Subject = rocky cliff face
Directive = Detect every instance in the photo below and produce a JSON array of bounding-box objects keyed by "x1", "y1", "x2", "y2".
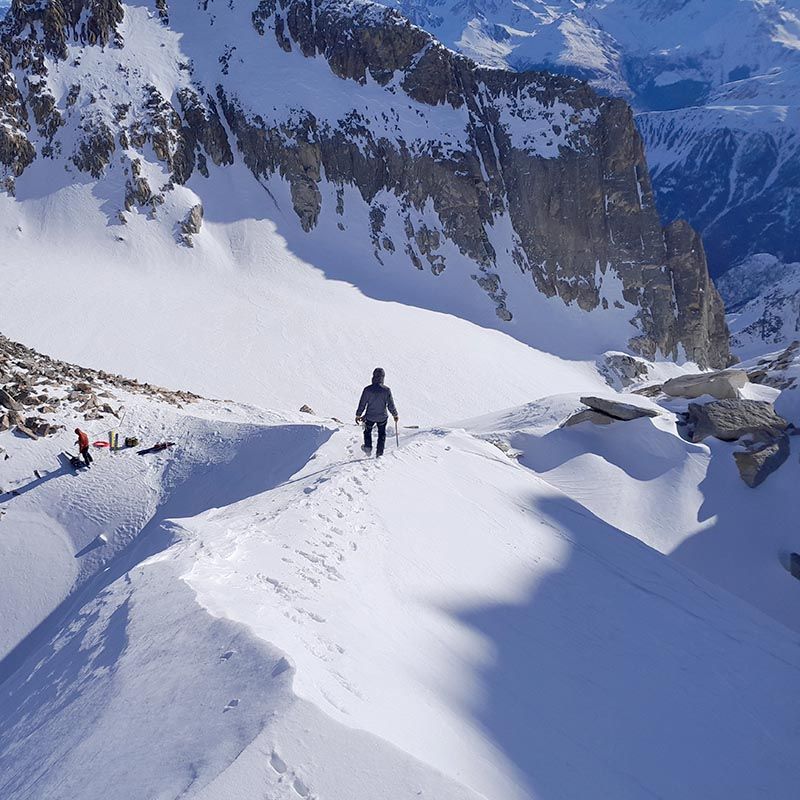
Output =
[
  {"x1": 0, "y1": 0, "x2": 730, "y2": 367},
  {"x1": 390, "y1": 0, "x2": 800, "y2": 279}
]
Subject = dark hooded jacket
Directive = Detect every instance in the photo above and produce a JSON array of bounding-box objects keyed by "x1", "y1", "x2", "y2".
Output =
[{"x1": 357, "y1": 371, "x2": 397, "y2": 423}]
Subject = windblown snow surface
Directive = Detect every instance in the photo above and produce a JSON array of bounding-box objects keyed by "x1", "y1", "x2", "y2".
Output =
[{"x1": 1, "y1": 367, "x2": 800, "y2": 800}]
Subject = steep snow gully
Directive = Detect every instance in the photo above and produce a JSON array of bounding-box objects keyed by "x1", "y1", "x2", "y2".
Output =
[{"x1": 1, "y1": 389, "x2": 799, "y2": 800}]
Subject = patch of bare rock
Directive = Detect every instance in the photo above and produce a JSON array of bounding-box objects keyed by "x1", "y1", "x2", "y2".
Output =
[{"x1": 0, "y1": 333, "x2": 199, "y2": 440}]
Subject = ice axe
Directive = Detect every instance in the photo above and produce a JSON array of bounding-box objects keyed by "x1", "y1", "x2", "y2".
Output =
[{"x1": 395, "y1": 418, "x2": 399, "y2": 448}]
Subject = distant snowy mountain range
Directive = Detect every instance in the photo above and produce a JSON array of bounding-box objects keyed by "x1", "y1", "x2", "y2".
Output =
[
  {"x1": 390, "y1": 0, "x2": 800, "y2": 279},
  {"x1": 721, "y1": 254, "x2": 800, "y2": 357}
]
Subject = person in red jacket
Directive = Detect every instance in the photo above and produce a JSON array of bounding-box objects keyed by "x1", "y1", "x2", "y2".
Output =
[{"x1": 75, "y1": 427, "x2": 93, "y2": 467}]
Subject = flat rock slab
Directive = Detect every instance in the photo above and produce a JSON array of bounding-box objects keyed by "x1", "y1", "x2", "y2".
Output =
[
  {"x1": 561, "y1": 408, "x2": 617, "y2": 428},
  {"x1": 662, "y1": 369, "x2": 749, "y2": 400},
  {"x1": 734, "y1": 435, "x2": 790, "y2": 488},
  {"x1": 687, "y1": 399, "x2": 788, "y2": 443},
  {"x1": 579, "y1": 396, "x2": 660, "y2": 421}
]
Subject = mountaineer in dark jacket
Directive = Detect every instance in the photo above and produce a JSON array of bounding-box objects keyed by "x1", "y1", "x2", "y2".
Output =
[{"x1": 356, "y1": 367, "x2": 398, "y2": 457}]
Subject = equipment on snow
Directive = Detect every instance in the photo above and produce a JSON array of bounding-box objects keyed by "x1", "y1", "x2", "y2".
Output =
[
  {"x1": 109, "y1": 431, "x2": 119, "y2": 450},
  {"x1": 137, "y1": 441, "x2": 176, "y2": 455},
  {"x1": 93, "y1": 441, "x2": 110, "y2": 448},
  {"x1": 124, "y1": 436, "x2": 139, "y2": 448},
  {"x1": 65, "y1": 452, "x2": 86, "y2": 471}
]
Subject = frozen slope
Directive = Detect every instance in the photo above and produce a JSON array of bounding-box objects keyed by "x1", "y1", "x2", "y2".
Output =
[
  {"x1": 0, "y1": 180, "x2": 607, "y2": 425},
  {"x1": 2, "y1": 389, "x2": 799, "y2": 800}
]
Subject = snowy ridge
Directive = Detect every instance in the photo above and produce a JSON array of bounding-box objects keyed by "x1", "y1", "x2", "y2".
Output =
[{"x1": 1, "y1": 347, "x2": 800, "y2": 799}]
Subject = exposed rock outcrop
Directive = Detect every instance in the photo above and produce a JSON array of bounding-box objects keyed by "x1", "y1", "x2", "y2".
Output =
[
  {"x1": 747, "y1": 341, "x2": 800, "y2": 392},
  {"x1": 734, "y1": 435, "x2": 790, "y2": 488},
  {"x1": 597, "y1": 351, "x2": 651, "y2": 389},
  {"x1": 0, "y1": 333, "x2": 200, "y2": 432},
  {"x1": 180, "y1": 203, "x2": 204, "y2": 246}
]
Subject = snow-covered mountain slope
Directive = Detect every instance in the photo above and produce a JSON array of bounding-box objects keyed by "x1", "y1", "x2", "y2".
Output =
[
  {"x1": 712, "y1": 254, "x2": 800, "y2": 357},
  {"x1": 0, "y1": 181, "x2": 614, "y2": 424},
  {"x1": 717, "y1": 253, "x2": 800, "y2": 309},
  {"x1": 637, "y1": 70, "x2": 800, "y2": 275},
  {"x1": 2, "y1": 342, "x2": 799, "y2": 800},
  {"x1": 390, "y1": 0, "x2": 800, "y2": 275},
  {"x1": 711, "y1": 251, "x2": 800, "y2": 356},
  {"x1": 727, "y1": 267, "x2": 800, "y2": 358},
  {"x1": 0, "y1": 0, "x2": 730, "y2": 378}
]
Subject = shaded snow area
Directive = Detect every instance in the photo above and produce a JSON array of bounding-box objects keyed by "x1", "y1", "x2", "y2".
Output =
[{"x1": 2, "y1": 357, "x2": 800, "y2": 800}]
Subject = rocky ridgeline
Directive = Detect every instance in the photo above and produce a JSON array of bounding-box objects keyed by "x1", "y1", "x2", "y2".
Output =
[
  {"x1": 746, "y1": 340, "x2": 799, "y2": 392},
  {"x1": 0, "y1": 334, "x2": 198, "y2": 440},
  {"x1": 0, "y1": 0, "x2": 730, "y2": 367}
]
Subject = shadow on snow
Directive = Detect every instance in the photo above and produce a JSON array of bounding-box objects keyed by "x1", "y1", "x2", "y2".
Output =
[
  {"x1": 0, "y1": 423, "x2": 331, "y2": 691},
  {"x1": 443, "y1": 493, "x2": 800, "y2": 799}
]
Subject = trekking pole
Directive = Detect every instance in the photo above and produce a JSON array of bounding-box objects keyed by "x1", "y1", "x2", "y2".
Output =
[{"x1": 395, "y1": 419, "x2": 399, "y2": 448}]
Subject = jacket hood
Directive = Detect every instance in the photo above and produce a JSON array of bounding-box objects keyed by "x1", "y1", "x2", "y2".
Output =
[{"x1": 371, "y1": 367, "x2": 385, "y2": 386}]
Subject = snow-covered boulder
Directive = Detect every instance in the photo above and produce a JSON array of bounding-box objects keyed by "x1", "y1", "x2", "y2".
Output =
[
  {"x1": 560, "y1": 395, "x2": 659, "y2": 427},
  {"x1": 663, "y1": 369, "x2": 749, "y2": 400},
  {"x1": 687, "y1": 399, "x2": 788, "y2": 443}
]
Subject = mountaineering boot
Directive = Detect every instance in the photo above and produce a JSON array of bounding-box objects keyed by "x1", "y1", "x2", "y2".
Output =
[{"x1": 361, "y1": 444, "x2": 372, "y2": 454}]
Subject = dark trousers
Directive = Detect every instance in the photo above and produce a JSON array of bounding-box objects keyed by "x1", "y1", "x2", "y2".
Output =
[
  {"x1": 364, "y1": 419, "x2": 387, "y2": 456},
  {"x1": 80, "y1": 446, "x2": 93, "y2": 467}
]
